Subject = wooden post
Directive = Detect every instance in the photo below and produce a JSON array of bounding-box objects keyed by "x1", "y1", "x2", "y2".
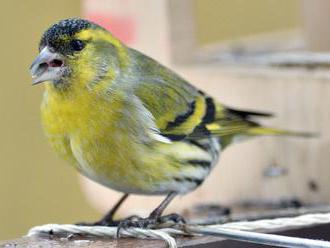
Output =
[{"x1": 303, "y1": 0, "x2": 330, "y2": 51}]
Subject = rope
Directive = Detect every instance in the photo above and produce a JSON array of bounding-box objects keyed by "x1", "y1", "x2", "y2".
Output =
[
  {"x1": 215, "y1": 212, "x2": 330, "y2": 231},
  {"x1": 27, "y1": 212, "x2": 330, "y2": 248}
]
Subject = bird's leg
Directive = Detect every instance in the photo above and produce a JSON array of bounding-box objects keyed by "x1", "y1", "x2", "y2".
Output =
[
  {"x1": 77, "y1": 193, "x2": 129, "y2": 226},
  {"x1": 148, "y1": 192, "x2": 185, "y2": 226},
  {"x1": 148, "y1": 192, "x2": 177, "y2": 219},
  {"x1": 116, "y1": 192, "x2": 185, "y2": 237},
  {"x1": 95, "y1": 193, "x2": 130, "y2": 226}
]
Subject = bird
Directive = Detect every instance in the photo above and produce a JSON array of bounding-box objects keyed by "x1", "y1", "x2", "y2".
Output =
[{"x1": 30, "y1": 18, "x2": 311, "y2": 231}]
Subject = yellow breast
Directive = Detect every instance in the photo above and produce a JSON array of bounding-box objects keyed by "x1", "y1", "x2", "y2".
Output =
[{"x1": 40, "y1": 83, "x2": 171, "y2": 193}]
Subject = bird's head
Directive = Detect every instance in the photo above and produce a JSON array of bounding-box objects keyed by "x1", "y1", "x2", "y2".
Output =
[{"x1": 30, "y1": 18, "x2": 126, "y2": 88}]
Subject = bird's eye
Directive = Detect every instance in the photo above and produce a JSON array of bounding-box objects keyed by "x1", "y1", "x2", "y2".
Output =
[{"x1": 71, "y1": 39, "x2": 85, "y2": 52}]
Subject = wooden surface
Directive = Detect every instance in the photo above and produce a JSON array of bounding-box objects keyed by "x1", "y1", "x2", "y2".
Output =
[
  {"x1": 2, "y1": 223, "x2": 330, "y2": 248},
  {"x1": 1, "y1": 237, "x2": 169, "y2": 248},
  {"x1": 0, "y1": 236, "x2": 225, "y2": 248},
  {"x1": 303, "y1": 0, "x2": 330, "y2": 51}
]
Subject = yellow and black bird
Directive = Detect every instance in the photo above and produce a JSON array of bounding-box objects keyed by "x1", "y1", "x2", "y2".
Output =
[{"x1": 30, "y1": 18, "x2": 308, "y2": 230}]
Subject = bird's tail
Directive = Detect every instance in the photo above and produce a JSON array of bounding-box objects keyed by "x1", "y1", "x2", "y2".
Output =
[
  {"x1": 245, "y1": 126, "x2": 317, "y2": 138},
  {"x1": 220, "y1": 107, "x2": 318, "y2": 138}
]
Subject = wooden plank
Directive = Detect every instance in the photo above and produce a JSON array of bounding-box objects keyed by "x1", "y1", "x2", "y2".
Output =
[
  {"x1": 0, "y1": 236, "x2": 225, "y2": 248},
  {"x1": 2, "y1": 223, "x2": 330, "y2": 247},
  {"x1": 302, "y1": 0, "x2": 330, "y2": 51},
  {"x1": 0, "y1": 237, "x2": 166, "y2": 248},
  {"x1": 168, "y1": 0, "x2": 197, "y2": 64}
]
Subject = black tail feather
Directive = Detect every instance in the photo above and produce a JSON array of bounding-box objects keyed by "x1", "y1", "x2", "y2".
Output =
[{"x1": 226, "y1": 107, "x2": 274, "y2": 119}]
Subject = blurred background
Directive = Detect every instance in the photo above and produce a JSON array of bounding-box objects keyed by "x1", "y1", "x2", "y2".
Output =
[{"x1": 1, "y1": 0, "x2": 330, "y2": 241}]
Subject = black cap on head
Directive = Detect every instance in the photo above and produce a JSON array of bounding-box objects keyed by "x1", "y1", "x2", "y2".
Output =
[{"x1": 39, "y1": 18, "x2": 94, "y2": 52}]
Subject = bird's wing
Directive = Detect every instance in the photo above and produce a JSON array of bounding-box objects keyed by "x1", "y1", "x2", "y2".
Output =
[
  {"x1": 134, "y1": 76, "x2": 271, "y2": 142},
  {"x1": 129, "y1": 49, "x2": 281, "y2": 142},
  {"x1": 133, "y1": 76, "x2": 197, "y2": 140}
]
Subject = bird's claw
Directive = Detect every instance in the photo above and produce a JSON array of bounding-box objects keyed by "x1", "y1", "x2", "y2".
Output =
[
  {"x1": 116, "y1": 215, "x2": 157, "y2": 237},
  {"x1": 156, "y1": 213, "x2": 186, "y2": 228},
  {"x1": 116, "y1": 213, "x2": 186, "y2": 238}
]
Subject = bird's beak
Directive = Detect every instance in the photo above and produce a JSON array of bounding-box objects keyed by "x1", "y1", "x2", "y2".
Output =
[{"x1": 30, "y1": 47, "x2": 65, "y2": 85}]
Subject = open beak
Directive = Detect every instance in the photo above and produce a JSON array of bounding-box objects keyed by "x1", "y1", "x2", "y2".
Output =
[{"x1": 30, "y1": 47, "x2": 65, "y2": 85}]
